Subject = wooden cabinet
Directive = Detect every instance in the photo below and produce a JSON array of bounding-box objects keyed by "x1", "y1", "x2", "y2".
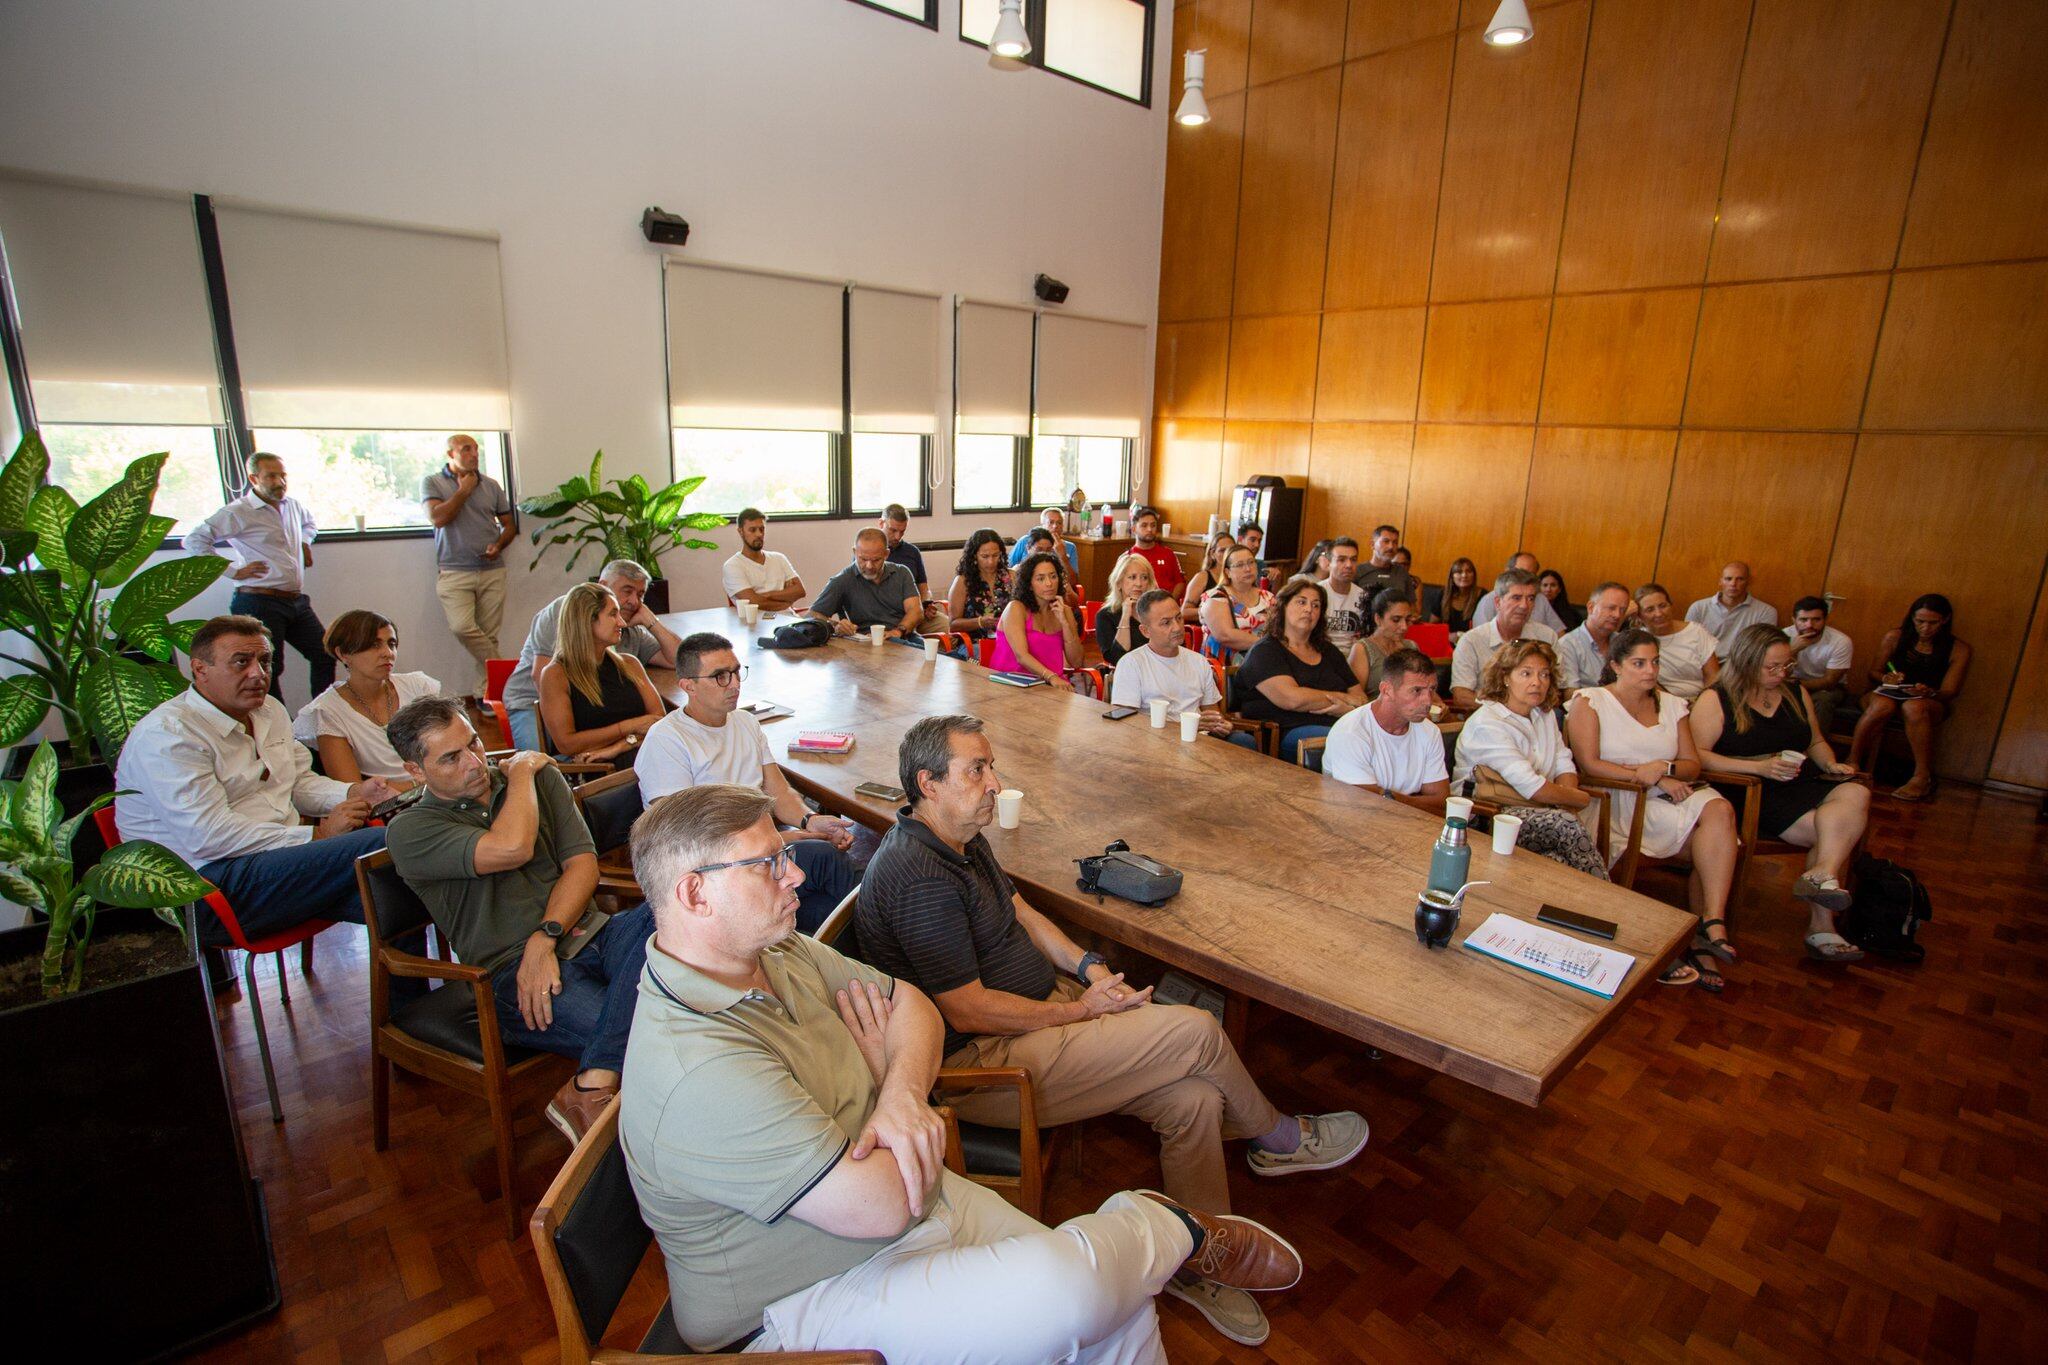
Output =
[{"x1": 1071, "y1": 535, "x2": 1205, "y2": 604}]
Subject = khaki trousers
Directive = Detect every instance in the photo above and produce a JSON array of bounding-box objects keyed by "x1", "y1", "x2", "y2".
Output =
[
  {"x1": 946, "y1": 982, "x2": 1285, "y2": 1213},
  {"x1": 435, "y1": 568, "x2": 507, "y2": 691},
  {"x1": 750, "y1": 1171, "x2": 1183, "y2": 1364}
]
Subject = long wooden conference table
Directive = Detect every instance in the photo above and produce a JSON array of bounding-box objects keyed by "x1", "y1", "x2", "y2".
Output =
[{"x1": 649, "y1": 607, "x2": 1694, "y2": 1106}]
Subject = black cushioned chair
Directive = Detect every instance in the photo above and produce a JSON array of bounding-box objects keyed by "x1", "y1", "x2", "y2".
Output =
[
  {"x1": 355, "y1": 848, "x2": 574, "y2": 1239},
  {"x1": 573, "y1": 769, "x2": 646, "y2": 902}
]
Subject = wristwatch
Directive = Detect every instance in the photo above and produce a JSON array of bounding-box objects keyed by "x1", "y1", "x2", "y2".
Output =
[
  {"x1": 1073, "y1": 951, "x2": 1108, "y2": 985},
  {"x1": 538, "y1": 920, "x2": 566, "y2": 941},
  {"x1": 1665, "y1": 760, "x2": 1677, "y2": 778}
]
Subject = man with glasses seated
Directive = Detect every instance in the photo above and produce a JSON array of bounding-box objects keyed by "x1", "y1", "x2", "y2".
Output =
[
  {"x1": 384, "y1": 696, "x2": 651, "y2": 1142},
  {"x1": 636, "y1": 632, "x2": 856, "y2": 934}
]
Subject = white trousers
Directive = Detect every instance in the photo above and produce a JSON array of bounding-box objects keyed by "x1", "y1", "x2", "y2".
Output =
[{"x1": 749, "y1": 1171, "x2": 1190, "y2": 1365}]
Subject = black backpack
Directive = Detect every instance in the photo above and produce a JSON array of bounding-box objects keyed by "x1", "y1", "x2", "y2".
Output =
[{"x1": 1842, "y1": 855, "x2": 1931, "y2": 963}]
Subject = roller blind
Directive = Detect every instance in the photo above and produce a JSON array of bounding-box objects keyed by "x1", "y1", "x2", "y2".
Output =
[
  {"x1": 0, "y1": 174, "x2": 222, "y2": 425},
  {"x1": 850, "y1": 286, "x2": 938, "y2": 435},
  {"x1": 955, "y1": 301, "x2": 1032, "y2": 437},
  {"x1": 215, "y1": 205, "x2": 511, "y2": 430},
  {"x1": 1034, "y1": 313, "x2": 1149, "y2": 439},
  {"x1": 666, "y1": 262, "x2": 843, "y2": 431}
]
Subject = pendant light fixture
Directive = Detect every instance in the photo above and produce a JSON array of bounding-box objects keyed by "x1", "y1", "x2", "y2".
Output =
[
  {"x1": 1484, "y1": 0, "x2": 1534, "y2": 46},
  {"x1": 991, "y1": 0, "x2": 1031, "y2": 60},
  {"x1": 1175, "y1": 49, "x2": 1211, "y2": 127}
]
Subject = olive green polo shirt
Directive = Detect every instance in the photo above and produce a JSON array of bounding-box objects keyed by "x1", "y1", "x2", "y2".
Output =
[
  {"x1": 384, "y1": 765, "x2": 598, "y2": 974},
  {"x1": 618, "y1": 932, "x2": 900, "y2": 1353}
]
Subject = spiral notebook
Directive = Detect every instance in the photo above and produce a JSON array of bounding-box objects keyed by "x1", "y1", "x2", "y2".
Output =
[{"x1": 1462, "y1": 913, "x2": 1635, "y2": 999}]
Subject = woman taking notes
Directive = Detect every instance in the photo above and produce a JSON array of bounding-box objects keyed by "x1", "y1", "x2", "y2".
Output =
[
  {"x1": 1690, "y1": 624, "x2": 1870, "y2": 964},
  {"x1": 1566, "y1": 628, "x2": 1738, "y2": 992},
  {"x1": 1848, "y1": 592, "x2": 1971, "y2": 802},
  {"x1": 293, "y1": 610, "x2": 440, "y2": 787},
  {"x1": 537, "y1": 581, "x2": 665, "y2": 767},
  {"x1": 991, "y1": 551, "x2": 1083, "y2": 692}
]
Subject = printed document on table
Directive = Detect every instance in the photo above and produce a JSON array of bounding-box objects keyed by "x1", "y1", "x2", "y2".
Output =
[{"x1": 1462, "y1": 913, "x2": 1635, "y2": 998}]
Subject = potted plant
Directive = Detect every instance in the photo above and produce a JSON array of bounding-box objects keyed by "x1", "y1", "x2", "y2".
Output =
[
  {"x1": 517, "y1": 449, "x2": 725, "y2": 613},
  {"x1": 0, "y1": 741, "x2": 281, "y2": 1358}
]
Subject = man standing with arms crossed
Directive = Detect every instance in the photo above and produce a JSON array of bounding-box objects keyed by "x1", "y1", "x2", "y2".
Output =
[
  {"x1": 422, "y1": 433, "x2": 517, "y2": 696},
  {"x1": 184, "y1": 452, "x2": 328, "y2": 700}
]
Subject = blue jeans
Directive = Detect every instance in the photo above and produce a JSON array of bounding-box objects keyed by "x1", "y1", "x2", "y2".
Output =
[
  {"x1": 1219, "y1": 730, "x2": 1258, "y2": 751},
  {"x1": 791, "y1": 838, "x2": 857, "y2": 936},
  {"x1": 505, "y1": 706, "x2": 541, "y2": 753},
  {"x1": 490, "y1": 903, "x2": 653, "y2": 1074},
  {"x1": 197, "y1": 826, "x2": 387, "y2": 945},
  {"x1": 1278, "y1": 725, "x2": 1333, "y2": 763}
]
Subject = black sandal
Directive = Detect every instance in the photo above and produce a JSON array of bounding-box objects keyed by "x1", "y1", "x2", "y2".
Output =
[
  {"x1": 1695, "y1": 917, "x2": 1737, "y2": 962},
  {"x1": 1658, "y1": 959, "x2": 1700, "y2": 986},
  {"x1": 1688, "y1": 948, "x2": 1725, "y2": 994}
]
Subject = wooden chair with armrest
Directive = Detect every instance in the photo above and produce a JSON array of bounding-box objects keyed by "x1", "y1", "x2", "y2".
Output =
[
  {"x1": 572, "y1": 768, "x2": 646, "y2": 902},
  {"x1": 355, "y1": 847, "x2": 575, "y2": 1239},
  {"x1": 1574, "y1": 777, "x2": 1694, "y2": 891},
  {"x1": 1437, "y1": 723, "x2": 1615, "y2": 864},
  {"x1": 530, "y1": 1102, "x2": 891, "y2": 1364},
  {"x1": 1711, "y1": 770, "x2": 1872, "y2": 908}
]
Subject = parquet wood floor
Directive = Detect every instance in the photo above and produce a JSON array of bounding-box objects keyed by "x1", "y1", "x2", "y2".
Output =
[{"x1": 189, "y1": 785, "x2": 2047, "y2": 1364}]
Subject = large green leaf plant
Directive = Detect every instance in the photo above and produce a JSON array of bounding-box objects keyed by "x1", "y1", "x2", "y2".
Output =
[
  {"x1": 0, "y1": 432, "x2": 226, "y2": 764},
  {"x1": 0, "y1": 741, "x2": 212, "y2": 996},
  {"x1": 518, "y1": 450, "x2": 725, "y2": 577}
]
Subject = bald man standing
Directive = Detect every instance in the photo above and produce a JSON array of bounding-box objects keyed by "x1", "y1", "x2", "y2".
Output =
[{"x1": 1685, "y1": 561, "x2": 1778, "y2": 658}]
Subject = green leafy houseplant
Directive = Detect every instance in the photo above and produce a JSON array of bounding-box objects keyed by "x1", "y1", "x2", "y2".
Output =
[
  {"x1": 518, "y1": 449, "x2": 725, "y2": 576},
  {"x1": 0, "y1": 432, "x2": 226, "y2": 763},
  {"x1": 0, "y1": 741, "x2": 211, "y2": 996}
]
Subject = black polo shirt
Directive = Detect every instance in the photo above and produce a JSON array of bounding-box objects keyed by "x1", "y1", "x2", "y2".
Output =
[{"x1": 854, "y1": 809, "x2": 1057, "y2": 1057}]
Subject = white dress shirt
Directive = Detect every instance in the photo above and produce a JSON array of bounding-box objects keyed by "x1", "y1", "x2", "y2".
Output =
[
  {"x1": 1472, "y1": 589, "x2": 1568, "y2": 634},
  {"x1": 1452, "y1": 701, "x2": 1576, "y2": 800},
  {"x1": 115, "y1": 689, "x2": 349, "y2": 867},
  {"x1": 1555, "y1": 625, "x2": 1609, "y2": 691},
  {"x1": 1450, "y1": 618, "x2": 1559, "y2": 695},
  {"x1": 182, "y1": 492, "x2": 318, "y2": 592},
  {"x1": 1685, "y1": 593, "x2": 1778, "y2": 655}
]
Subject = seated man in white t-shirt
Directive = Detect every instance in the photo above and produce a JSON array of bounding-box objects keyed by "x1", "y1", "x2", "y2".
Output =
[
  {"x1": 1322, "y1": 647, "x2": 1449, "y2": 813},
  {"x1": 1109, "y1": 590, "x2": 1258, "y2": 750},
  {"x1": 1450, "y1": 569, "x2": 1557, "y2": 708},
  {"x1": 720, "y1": 508, "x2": 806, "y2": 611},
  {"x1": 635, "y1": 632, "x2": 853, "y2": 932},
  {"x1": 1784, "y1": 594, "x2": 1854, "y2": 733}
]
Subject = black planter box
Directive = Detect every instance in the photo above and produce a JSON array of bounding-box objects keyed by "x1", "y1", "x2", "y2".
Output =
[{"x1": 0, "y1": 908, "x2": 279, "y2": 1360}]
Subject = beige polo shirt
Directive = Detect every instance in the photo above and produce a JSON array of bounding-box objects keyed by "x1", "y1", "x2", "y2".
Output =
[{"x1": 618, "y1": 932, "x2": 900, "y2": 1352}]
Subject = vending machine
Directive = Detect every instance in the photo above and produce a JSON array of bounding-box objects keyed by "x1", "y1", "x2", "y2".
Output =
[{"x1": 1229, "y1": 478, "x2": 1305, "y2": 562}]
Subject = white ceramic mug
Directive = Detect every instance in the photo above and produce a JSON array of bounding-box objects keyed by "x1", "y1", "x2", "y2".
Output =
[
  {"x1": 1148, "y1": 697, "x2": 1169, "y2": 728},
  {"x1": 923, "y1": 636, "x2": 940, "y2": 662},
  {"x1": 1179, "y1": 710, "x2": 1200, "y2": 742},
  {"x1": 869, "y1": 624, "x2": 886, "y2": 646},
  {"x1": 1491, "y1": 813, "x2": 1523, "y2": 855},
  {"x1": 995, "y1": 788, "x2": 1023, "y2": 830}
]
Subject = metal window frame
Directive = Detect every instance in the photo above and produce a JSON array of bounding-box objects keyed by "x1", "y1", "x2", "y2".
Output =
[
  {"x1": 844, "y1": 0, "x2": 939, "y2": 29},
  {"x1": 959, "y1": 0, "x2": 1156, "y2": 109}
]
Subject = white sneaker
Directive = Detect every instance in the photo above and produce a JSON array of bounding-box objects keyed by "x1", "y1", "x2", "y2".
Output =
[
  {"x1": 1165, "y1": 1273, "x2": 1270, "y2": 1346},
  {"x1": 1247, "y1": 1111, "x2": 1370, "y2": 1176}
]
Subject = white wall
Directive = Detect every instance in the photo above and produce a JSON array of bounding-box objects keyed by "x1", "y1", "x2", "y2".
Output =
[{"x1": 0, "y1": 0, "x2": 1169, "y2": 706}]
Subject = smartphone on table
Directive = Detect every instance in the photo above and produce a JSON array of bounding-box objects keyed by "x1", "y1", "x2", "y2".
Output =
[
  {"x1": 1537, "y1": 904, "x2": 1618, "y2": 940},
  {"x1": 1102, "y1": 705, "x2": 1141, "y2": 721},
  {"x1": 854, "y1": 781, "x2": 906, "y2": 802}
]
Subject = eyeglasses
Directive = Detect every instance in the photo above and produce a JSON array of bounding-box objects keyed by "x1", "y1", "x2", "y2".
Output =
[
  {"x1": 685, "y1": 665, "x2": 749, "y2": 686},
  {"x1": 690, "y1": 845, "x2": 795, "y2": 879}
]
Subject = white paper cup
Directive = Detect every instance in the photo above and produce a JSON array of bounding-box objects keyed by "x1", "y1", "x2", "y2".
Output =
[
  {"x1": 1148, "y1": 697, "x2": 1169, "y2": 728},
  {"x1": 869, "y1": 624, "x2": 886, "y2": 646},
  {"x1": 923, "y1": 636, "x2": 939, "y2": 662},
  {"x1": 1777, "y1": 749, "x2": 1804, "y2": 778},
  {"x1": 1161, "y1": 522, "x2": 1173, "y2": 537},
  {"x1": 353, "y1": 513, "x2": 366, "y2": 533},
  {"x1": 1179, "y1": 710, "x2": 1200, "y2": 742},
  {"x1": 996, "y1": 788, "x2": 1023, "y2": 830},
  {"x1": 1491, "y1": 813, "x2": 1523, "y2": 855},
  {"x1": 1445, "y1": 796, "x2": 1474, "y2": 823},
  {"x1": 737, "y1": 602, "x2": 758, "y2": 626}
]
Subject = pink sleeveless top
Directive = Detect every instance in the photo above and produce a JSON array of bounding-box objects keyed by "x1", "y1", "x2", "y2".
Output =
[{"x1": 990, "y1": 613, "x2": 1067, "y2": 677}]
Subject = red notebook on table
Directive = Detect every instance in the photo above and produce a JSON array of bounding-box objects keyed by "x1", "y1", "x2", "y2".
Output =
[{"x1": 789, "y1": 732, "x2": 855, "y2": 755}]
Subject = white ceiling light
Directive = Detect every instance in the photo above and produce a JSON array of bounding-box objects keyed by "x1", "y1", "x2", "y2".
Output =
[
  {"x1": 991, "y1": 0, "x2": 1031, "y2": 60},
  {"x1": 1484, "y1": 0, "x2": 1534, "y2": 46},
  {"x1": 1175, "y1": 49, "x2": 1211, "y2": 127}
]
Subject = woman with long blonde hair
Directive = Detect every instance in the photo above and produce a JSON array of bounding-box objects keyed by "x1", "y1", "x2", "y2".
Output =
[
  {"x1": 1094, "y1": 551, "x2": 1157, "y2": 665},
  {"x1": 537, "y1": 582, "x2": 664, "y2": 766}
]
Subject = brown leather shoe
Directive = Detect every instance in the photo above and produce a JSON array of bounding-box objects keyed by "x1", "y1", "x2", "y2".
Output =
[
  {"x1": 1135, "y1": 1190, "x2": 1302, "y2": 1292},
  {"x1": 545, "y1": 1078, "x2": 616, "y2": 1143}
]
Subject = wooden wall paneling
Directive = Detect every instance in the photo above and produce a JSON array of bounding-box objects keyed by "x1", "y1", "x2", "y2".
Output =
[
  {"x1": 1427, "y1": 0, "x2": 1589, "y2": 302},
  {"x1": 1707, "y1": 0, "x2": 1950, "y2": 283},
  {"x1": 1224, "y1": 313, "x2": 1321, "y2": 422},
  {"x1": 1305, "y1": 422, "x2": 1414, "y2": 554},
  {"x1": 1520, "y1": 426, "x2": 1679, "y2": 594},
  {"x1": 1314, "y1": 307, "x2": 1425, "y2": 423},
  {"x1": 1346, "y1": 0, "x2": 1458, "y2": 59},
  {"x1": 1151, "y1": 417, "x2": 1226, "y2": 532},
  {"x1": 1899, "y1": 0, "x2": 2048, "y2": 268},
  {"x1": 1232, "y1": 67, "x2": 1343, "y2": 317},
  {"x1": 1684, "y1": 274, "x2": 1891, "y2": 430},
  {"x1": 1864, "y1": 261, "x2": 2048, "y2": 432},
  {"x1": 1553, "y1": 0, "x2": 1750, "y2": 293},
  {"x1": 1247, "y1": 0, "x2": 1349, "y2": 87},
  {"x1": 1323, "y1": 38, "x2": 1455, "y2": 310},
  {"x1": 1417, "y1": 297, "x2": 1552, "y2": 424},
  {"x1": 1403, "y1": 423, "x2": 1536, "y2": 579},
  {"x1": 1158, "y1": 92, "x2": 1245, "y2": 323},
  {"x1": 1989, "y1": 576, "x2": 2048, "y2": 788},
  {"x1": 1220, "y1": 420, "x2": 1312, "y2": 495},
  {"x1": 1155, "y1": 320, "x2": 1232, "y2": 419},
  {"x1": 1824, "y1": 433, "x2": 2048, "y2": 781},
  {"x1": 1538, "y1": 288, "x2": 1699, "y2": 427},
  {"x1": 1194, "y1": 0, "x2": 1254, "y2": 98},
  {"x1": 1655, "y1": 430, "x2": 1855, "y2": 615}
]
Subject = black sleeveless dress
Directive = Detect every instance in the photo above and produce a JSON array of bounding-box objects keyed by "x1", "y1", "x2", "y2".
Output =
[
  {"x1": 1887, "y1": 639, "x2": 1951, "y2": 690},
  {"x1": 1705, "y1": 685, "x2": 1831, "y2": 837},
  {"x1": 567, "y1": 654, "x2": 644, "y2": 767}
]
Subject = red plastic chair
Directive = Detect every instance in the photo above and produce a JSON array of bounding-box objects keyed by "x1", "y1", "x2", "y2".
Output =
[
  {"x1": 483, "y1": 658, "x2": 517, "y2": 701},
  {"x1": 975, "y1": 636, "x2": 998, "y2": 667},
  {"x1": 95, "y1": 806, "x2": 331, "y2": 1125},
  {"x1": 1407, "y1": 622, "x2": 1452, "y2": 660},
  {"x1": 1081, "y1": 600, "x2": 1104, "y2": 633}
]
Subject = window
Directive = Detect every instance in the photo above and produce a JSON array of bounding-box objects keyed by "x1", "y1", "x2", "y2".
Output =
[
  {"x1": 40, "y1": 423, "x2": 228, "y2": 535},
  {"x1": 848, "y1": 0, "x2": 937, "y2": 25},
  {"x1": 952, "y1": 434, "x2": 1021, "y2": 511},
  {"x1": 1028, "y1": 434, "x2": 1130, "y2": 507},
  {"x1": 671, "y1": 429, "x2": 833, "y2": 518},
  {"x1": 850, "y1": 433, "x2": 926, "y2": 514},
  {"x1": 961, "y1": 0, "x2": 1153, "y2": 105},
  {"x1": 250, "y1": 428, "x2": 509, "y2": 530}
]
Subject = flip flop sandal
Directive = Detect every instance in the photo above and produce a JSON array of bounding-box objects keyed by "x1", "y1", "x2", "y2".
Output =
[
  {"x1": 1694, "y1": 917, "x2": 1737, "y2": 962},
  {"x1": 1658, "y1": 960, "x2": 1700, "y2": 987},
  {"x1": 1890, "y1": 782, "x2": 1933, "y2": 803},
  {"x1": 1792, "y1": 873, "x2": 1853, "y2": 912},
  {"x1": 1687, "y1": 949, "x2": 1725, "y2": 994},
  {"x1": 1804, "y1": 932, "x2": 1864, "y2": 964}
]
